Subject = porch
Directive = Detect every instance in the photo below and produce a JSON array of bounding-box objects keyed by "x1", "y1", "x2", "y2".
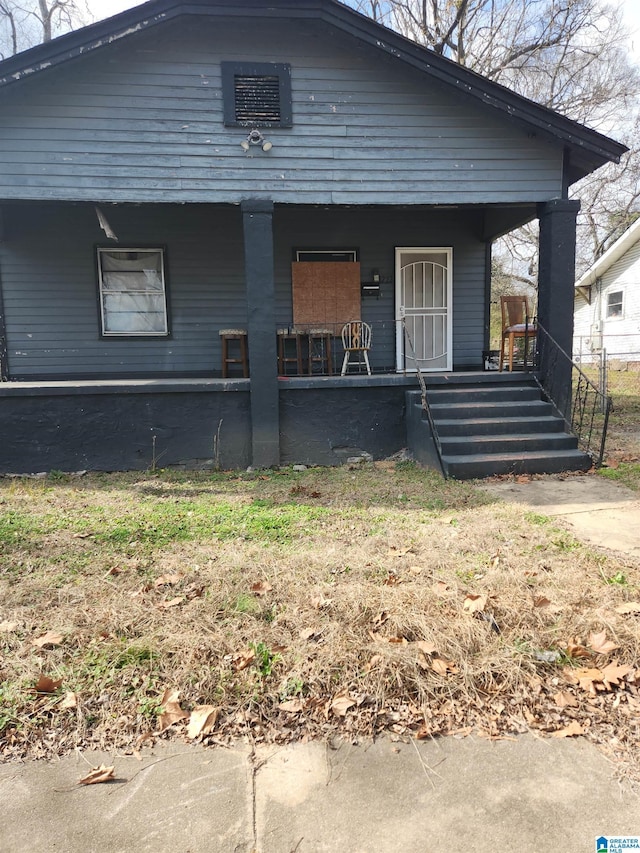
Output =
[{"x1": 0, "y1": 198, "x2": 582, "y2": 475}]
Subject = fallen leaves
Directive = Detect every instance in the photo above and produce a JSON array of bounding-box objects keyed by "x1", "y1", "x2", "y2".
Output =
[
  {"x1": 299, "y1": 627, "x2": 323, "y2": 642},
  {"x1": 250, "y1": 581, "x2": 273, "y2": 596},
  {"x1": 154, "y1": 573, "x2": 183, "y2": 587},
  {"x1": 230, "y1": 648, "x2": 256, "y2": 672},
  {"x1": 551, "y1": 720, "x2": 584, "y2": 738},
  {"x1": 156, "y1": 690, "x2": 220, "y2": 739},
  {"x1": 157, "y1": 596, "x2": 186, "y2": 611},
  {"x1": 0, "y1": 620, "x2": 18, "y2": 633},
  {"x1": 59, "y1": 691, "x2": 78, "y2": 710},
  {"x1": 32, "y1": 631, "x2": 64, "y2": 648},
  {"x1": 278, "y1": 698, "x2": 305, "y2": 714},
  {"x1": 463, "y1": 593, "x2": 487, "y2": 614},
  {"x1": 187, "y1": 706, "x2": 218, "y2": 739},
  {"x1": 601, "y1": 661, "x2": 635, "y2": 690},
  {"x1": 430, "y1": 657, "x2": 459, "y2": 676},
  {"x1": 588, "y1": 630, "x2": 619, "y2": 655},
  {"x1": 553, "y1": 690, "x2": 578, "y2": 708},
  {"x1": 157, "y1": 688, "x2": 188, "y2": 731},
  {"x1": 34, "y1": 674, "x2": 63, "y2": 694},
  {"x1": 79, "y1": 764, "x2": 115, "y2": 785},
  {"x1": 614, "y1": 601, "x2": 640, "y2": 615},
  {"x1": 415, "y1": 640, "x2": 438, "y2": 656},
  {"x1": 330, "y1": 693, "x2": 356, "y2": 717},
  {"x1": 563, "y1": 661, "x2": 636, "y2": 695},
  {"x1": 387, "y1": 546, "x2": 413, "y2": 558}
]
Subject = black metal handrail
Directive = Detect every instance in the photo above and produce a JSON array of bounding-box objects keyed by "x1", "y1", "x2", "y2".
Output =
[
  {"x1": 402, "y1": 320, "x2": 447, "y2": 478},
  {"x1": 534, "y1": 323, "x2": 612, "y2": 466}
]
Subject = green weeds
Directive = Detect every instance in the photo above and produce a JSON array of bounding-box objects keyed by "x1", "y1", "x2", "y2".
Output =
[
  {"x1": 250, "y1": 642, "x2": 281, "y2": 678},
  {"x1": 599, "y1": 462, "x2": 640, "y2": 493}
]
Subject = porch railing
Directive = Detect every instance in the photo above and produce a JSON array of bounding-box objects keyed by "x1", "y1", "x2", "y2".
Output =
[
  {"x1": 534, "y1": 323, "x2": 612, "y2": 467},
  {"x1": 402, "y1": 319, "x2": 447, "y2": 478}
]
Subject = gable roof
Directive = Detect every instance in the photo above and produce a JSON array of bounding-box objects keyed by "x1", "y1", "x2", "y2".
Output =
[
  {"x1": 576, "y1": 218, "x2": 640, "y2": 290},
  {"x1": 0, "y1": 0, "x2": 627, "y2": 184}
]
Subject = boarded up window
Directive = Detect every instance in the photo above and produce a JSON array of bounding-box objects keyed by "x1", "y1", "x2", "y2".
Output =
[
  {"x1": 222, "y1": 62, "x2": 292, "y2": 128},
  {"x1": 291, "y1": 262, "x2": 361, "y2": 329}
]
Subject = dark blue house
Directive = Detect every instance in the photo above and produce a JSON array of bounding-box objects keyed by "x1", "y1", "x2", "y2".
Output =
[{"x1": 0, "y1": 0, "x2": 626, "y2": 475}]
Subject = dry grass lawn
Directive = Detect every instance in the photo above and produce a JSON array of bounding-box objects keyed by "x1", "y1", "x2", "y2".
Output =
[{"x1": 0, "y1": 463, "x2": 639, "y2": 780}]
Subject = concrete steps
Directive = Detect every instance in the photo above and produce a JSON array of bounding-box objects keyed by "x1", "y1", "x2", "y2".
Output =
[{"x1": 406, "y1": 374, "x2": 593, "y2": 480}]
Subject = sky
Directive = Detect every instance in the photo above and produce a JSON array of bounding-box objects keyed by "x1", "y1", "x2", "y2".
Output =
[
  {"x1": 624, "y1": 0, "x2": 640, "y2": 61},
  {"x1": 88, "y1": 0, "x2": 640, "y2": 63}
]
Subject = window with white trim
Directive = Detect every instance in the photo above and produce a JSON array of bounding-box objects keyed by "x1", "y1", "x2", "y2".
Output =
[
  {"x1": 97, "y1": 248, "x2": 168, "y2": 336},
  {"x1": 606, "y1": 289, "x2": 623, "y2": 319}
]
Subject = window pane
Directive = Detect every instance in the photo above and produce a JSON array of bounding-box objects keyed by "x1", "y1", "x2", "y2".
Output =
[
  {"x1": 98, "y1": 248, "x2": 168, "y2": 335},
  {"x1": 103, "y1": 293, "x2": 167, "y2": 333},
  {"x1": 606, "y1": 291, "x2": 623, "y2": 318},
  {"x1": 102, "y1": 270, "x2": 164, "y2": 292},
  {"x1": 101, "y1": 251, "x2": 161, "y2": 272}
]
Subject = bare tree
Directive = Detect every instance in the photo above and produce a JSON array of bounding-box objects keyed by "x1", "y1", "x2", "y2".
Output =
[
  {"x1": 0, "y1": 0, "x2": 90, "y2": 58},
  {"x1": 352, "y1": 0, "x2": 640, "y2": 272}
]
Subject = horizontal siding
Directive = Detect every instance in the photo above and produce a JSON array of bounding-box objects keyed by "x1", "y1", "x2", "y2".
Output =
[
  {"x1": 2, "y1": 203, "x2": 247, "y2": 377},
  {"x1": 274, "y1": 207, "x2": 485, "y2": 371},
  {"x1": 574, "y1": 240, "x2": 640, "y2": 355},
  {"x1": 0, "y1": 16, "x2": 563, "y2": 205},
  {"x1": 2, "y1": 202, "x2": 486, "y2": 378},
  {"x1": 600, "y1": 241, "x2": 640, "y2": 337}
]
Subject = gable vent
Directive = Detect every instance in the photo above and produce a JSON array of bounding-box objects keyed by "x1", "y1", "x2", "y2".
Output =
[
  {"x1": 222, "y1": 62, "x2": 292, "y2": 128},
  {"x1": 234, "y1": 74, "x2": 281, "y2": 124}
]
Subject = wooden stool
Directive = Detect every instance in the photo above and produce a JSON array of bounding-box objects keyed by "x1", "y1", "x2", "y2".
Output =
[
  {"x1": 277, "y1": 329, "x2": 304, "y2": 375},
  {"x1": 219, "y1": 329, "x2": 248, "y2": 378},
  {"x1": 307, "y1": 329, "x2": 333, "y2": 375}
]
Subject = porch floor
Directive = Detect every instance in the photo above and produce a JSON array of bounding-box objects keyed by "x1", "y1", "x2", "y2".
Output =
[{"x1": 0, "y1": 370, "x2": 534, "y2": 396}]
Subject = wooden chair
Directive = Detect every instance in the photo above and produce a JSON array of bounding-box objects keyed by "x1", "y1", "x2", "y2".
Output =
[
  {"x1": 499, "y1": 296, "x2": 537, "y2": 372},
  {"x1": 307, "y1": 328, "x2": 333, "y2": 375},
  {"x1": 219, "y1": 329, "x2": 249, "y2": 377},
  {"x1": 340, "y1": 321, "x2": 372, "y2": 375},
  {"x1": 277, "y1": 328, "x2": 304, "y2": 375}
]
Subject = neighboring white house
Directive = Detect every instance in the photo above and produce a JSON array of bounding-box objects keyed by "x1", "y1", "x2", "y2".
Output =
[{"x1": 574, "y1": 219, "x2": 640, "y2": 364}]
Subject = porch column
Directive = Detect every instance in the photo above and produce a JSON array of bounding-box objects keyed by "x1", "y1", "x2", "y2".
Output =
[
  {"x1": 241, "y1": 199, "x2": 279, "y2": 468},
  {"x1": 537, "y1": 199, "x2": 580, "y2": 412},
  {"x1": 0, "y1": 207, "x2": 8, "y2": 380}
]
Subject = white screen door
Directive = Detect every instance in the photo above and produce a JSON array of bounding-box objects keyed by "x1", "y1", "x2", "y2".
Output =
[{"x1": 395, "y1": 247, "x2": 453, "y2": 372}]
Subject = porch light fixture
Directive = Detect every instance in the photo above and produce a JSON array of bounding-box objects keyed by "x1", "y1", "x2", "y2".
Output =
[{"x1": 240, "y1": 129, "x2": 273, "y2": 152}]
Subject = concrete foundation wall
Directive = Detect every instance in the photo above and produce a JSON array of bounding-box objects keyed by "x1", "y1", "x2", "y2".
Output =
[
  {"x1": 0, "y1": 378, "x2": 417, "y2": 473},
  {"x1": 0, "y1": 382, "x2": 252, "y2": 473},
  {"x1": 279, "y1": 384, "x2": 410, "y2": 466}
]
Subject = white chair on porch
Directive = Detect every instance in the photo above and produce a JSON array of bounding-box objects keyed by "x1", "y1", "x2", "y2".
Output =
[{"x1": 340, "y1": 321, "x2": 372, "y2": 375}]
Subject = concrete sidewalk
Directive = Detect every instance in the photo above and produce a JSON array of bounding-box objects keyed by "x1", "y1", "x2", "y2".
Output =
[
  {"x1": 1, "y1": 734, "x2": 638, "y2": 853},
  {"x1": 483, "y1": 473, "x2": 640, "y2": 557}
]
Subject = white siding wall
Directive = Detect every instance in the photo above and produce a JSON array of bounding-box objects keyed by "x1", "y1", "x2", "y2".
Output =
[{"x1": 574, "y1": 239, "x2": 640, "y2": 361}]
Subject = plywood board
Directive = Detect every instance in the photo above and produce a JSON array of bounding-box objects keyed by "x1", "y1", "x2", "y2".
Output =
[{"x1": 292, "y1": 262, "x2": 361, "y2": 329}]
